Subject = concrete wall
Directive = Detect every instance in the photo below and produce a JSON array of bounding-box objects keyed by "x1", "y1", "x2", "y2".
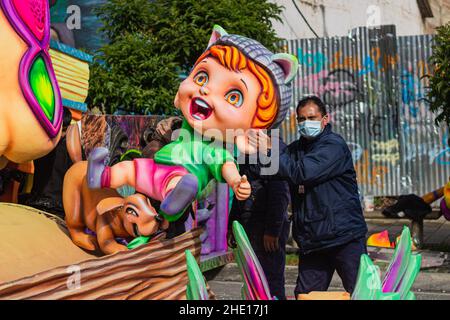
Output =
[
  {"x1": 272, "y1": 0, "x2": 450, "y2": 40},
  {"x1": 425, "y1": 0, "x2": 450, "y2": 33}
]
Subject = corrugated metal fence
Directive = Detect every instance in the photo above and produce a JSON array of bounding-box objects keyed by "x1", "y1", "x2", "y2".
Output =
[{"x1": 279, "y1": 26, "x2": 449, "y2": 197}]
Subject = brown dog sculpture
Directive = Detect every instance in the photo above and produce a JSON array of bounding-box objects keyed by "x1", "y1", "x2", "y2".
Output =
[{"x1": 63, "y1": 161, "x2": 169, "y2": 255}]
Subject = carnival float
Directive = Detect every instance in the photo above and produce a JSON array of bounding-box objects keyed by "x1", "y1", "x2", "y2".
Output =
[{"x1": 0, "y1": 0, "x2": 423, "y2": 301}]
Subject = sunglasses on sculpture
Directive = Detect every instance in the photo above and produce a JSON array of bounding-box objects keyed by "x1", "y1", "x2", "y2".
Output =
[{"x1": 1, "y1": 0, "x2": 62, "y2": 138}]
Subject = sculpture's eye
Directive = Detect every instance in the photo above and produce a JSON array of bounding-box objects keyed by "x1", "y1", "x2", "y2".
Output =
[
  {"x1": 126, "y1": 208, "x2": 139, "y2": 217},
  {"x1": 2, "y1": 0, "x2": 63, "y2": 138},
  {"x1": 225, "y1": 89, "x2": 244, "y2": 107},
  {"x1": 29, "y1": 56, "x2": 55, "y2": 122},
  {"x1": 11, "y1": 0, "x2": 47, "y2": 42},
  {"x1": 193, "y1": 71, "x2": 208, "y2": 86}
]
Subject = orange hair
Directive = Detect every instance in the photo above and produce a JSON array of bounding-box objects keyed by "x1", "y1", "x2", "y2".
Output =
[{"x1": 195, "y1": 45, "x2": 278, "y2": 129}]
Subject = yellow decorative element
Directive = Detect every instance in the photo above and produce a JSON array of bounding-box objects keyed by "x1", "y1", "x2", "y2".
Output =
[
  {"x1": 367, "y1": 230, "x2": 394, "y2": 248},
  {"x1": 49, "y1": 48, "x2": 90, "y2": 103},
  {"x1": 444, "y1": 180, "x2": 450, "y2": 208},
  {"x1": 298, "y1": 292, "x2": 350, "y2": 300}
]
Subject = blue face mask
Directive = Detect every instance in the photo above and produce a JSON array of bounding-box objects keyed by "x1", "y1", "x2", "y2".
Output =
[{"x1": 298, "y1": 120, "x2": 323, "y2": 139}]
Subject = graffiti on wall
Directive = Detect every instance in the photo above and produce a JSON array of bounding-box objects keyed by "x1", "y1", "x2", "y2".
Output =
[{"x1": 281, "y1": 28, "x2": 448, "y2": 196}]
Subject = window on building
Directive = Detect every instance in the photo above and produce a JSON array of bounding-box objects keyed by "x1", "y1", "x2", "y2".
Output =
[{"x1": 417, "y1": 0, "x2": 434, "y2": 18}]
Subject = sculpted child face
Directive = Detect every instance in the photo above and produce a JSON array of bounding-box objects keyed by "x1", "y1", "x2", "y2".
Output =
[
  {"x1": 174, "y1": 56, "x2": 260, "y2": 142},
  {"x1": 0, "y1": 2, "x2": 61, "y2": 168}
]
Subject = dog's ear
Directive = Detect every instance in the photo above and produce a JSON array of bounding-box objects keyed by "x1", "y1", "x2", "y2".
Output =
[{"x1": 97, "y1": 197, "x2": 125, "y2": 215}]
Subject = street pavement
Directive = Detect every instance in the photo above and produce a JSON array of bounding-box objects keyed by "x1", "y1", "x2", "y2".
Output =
[
  {"x1": 365, "y1": 216, "x2": 450, "y2": 249},
  {"x1": 205, "y1": 214, "x2": 450, "y2": 300},
  {"x1": 208, "y1": 280, "x2": 450, "y2": 300},
  {"x1": 206, "y1": 264, "x2": 450, "y2": 300}
]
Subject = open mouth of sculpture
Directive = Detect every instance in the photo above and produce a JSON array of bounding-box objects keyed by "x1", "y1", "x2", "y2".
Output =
[
  {"x1": 150, "y1": 229, "x2": 167, "y2": 241},
  {"x1": 132, "y1": 223, "x2": 166, "y2": 241},
  {"x1": 190, "y1": 97, "x2": 213, "y2": 121},
  {"x1": 133, "y1": 224, "x2": 141, "y2": 237}
]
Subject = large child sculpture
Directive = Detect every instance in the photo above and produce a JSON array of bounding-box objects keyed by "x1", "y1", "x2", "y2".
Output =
[
  {"x1": 0, "y1": 0, "x2": 63, "y2": 170},
  {"x1": 87, "y1": 25, "x2": 298, "y2": 222}
]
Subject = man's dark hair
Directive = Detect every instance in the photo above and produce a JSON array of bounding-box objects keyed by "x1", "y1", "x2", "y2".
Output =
[
  {"x1": 296, "y1": 96, "x2": 327, "y2": 116},
  {"x1": 62, "y1": 107, "x2": 73, "y2": 129}
]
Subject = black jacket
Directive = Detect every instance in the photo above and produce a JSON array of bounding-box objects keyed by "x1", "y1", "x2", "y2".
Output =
[
  {"x1": 20, "y1": 136, "x2": 73, "y2": 218},
  {"x1": 230, "y1": 157, "x2": 290, "y2": 245},
  {"x1": 266, "y1": 124, "x2": 367, "y2": 254}
]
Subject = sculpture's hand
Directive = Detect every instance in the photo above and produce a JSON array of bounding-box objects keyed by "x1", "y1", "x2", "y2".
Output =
[{"x1": 233, "y1": 175, "x2": 251, "y2": 200}]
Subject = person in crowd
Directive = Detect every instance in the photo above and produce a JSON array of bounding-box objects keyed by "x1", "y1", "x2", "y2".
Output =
[
  {"x1": 229, "y1": 139, "x2": 291, "y2": 300},
  {"x1": 21, "y1": 108, "x2": 74, "y2": 218},
  {"x1": 250, "y1": 96, "x2": 368, "y2": 297}
]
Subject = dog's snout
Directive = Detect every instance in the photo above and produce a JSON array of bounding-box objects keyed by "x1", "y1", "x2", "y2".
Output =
[{"x1": 155, "y1": 214, "x2": 163, "y2": 223}]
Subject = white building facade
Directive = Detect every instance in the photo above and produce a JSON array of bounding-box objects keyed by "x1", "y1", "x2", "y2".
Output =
[{"x1": 271, "y1": 0, "x2": 450, "y2": 39}]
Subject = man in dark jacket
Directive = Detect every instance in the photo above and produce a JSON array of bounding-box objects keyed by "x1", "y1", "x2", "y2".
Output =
[
  {"x1": 20, "y1": 108, "x2": 74, "y2": 218},
  {"x1": 251, "y1": 96, "x2": 367, "y2": 296},
  {"x1": 229, "y1": 147, "x2": 291, "y2": 300}
]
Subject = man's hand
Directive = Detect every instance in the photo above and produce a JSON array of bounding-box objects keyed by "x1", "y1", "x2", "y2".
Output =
[
  {"x1": 227, "y1": 231, "x2": 237, "y2": 249},
  {"x1": 263, "y1": 234, "x2": 280, "y2": 253},
  {"x1": 235, "y1": 135, "x2": 257, "y2": 154},
  {"x1": 248, "y1": 129, "x2": 272, "y2": 155},
  {"x1": 233, "y1": 175, "x2": 251, "y2": 200}
]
